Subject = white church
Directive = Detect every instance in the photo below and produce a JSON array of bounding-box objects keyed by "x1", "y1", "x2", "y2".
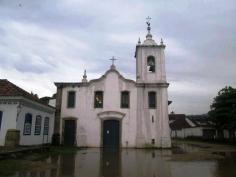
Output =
[{"x1": 54, "y1": 20, "x2": 171, "y2": 148}]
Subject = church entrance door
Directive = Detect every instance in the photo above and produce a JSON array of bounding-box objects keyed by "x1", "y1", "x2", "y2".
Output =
[
  {"x1": 103, "y1": 120, "x2": 120, "y2": 148},
  {"x1": 64, "y1": 120, "x2": 76, "y2": 146}
]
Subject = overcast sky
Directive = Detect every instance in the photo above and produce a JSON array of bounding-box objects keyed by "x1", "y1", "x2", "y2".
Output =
[{"x1": 0, "y1": 0, "x2": 235, "y2": 114}]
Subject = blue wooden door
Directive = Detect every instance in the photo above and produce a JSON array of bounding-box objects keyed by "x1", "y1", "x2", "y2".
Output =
[
  {"x1": 103, "y1": 120, "x2": 120, "y2": 148},
  {"x1": 64, "y1": 120, "x2": 76, "y2": 146}
]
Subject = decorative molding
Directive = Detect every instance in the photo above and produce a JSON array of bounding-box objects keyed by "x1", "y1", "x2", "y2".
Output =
[
  {"x1": 0, "y1": 96, "x2": 55, "y2": 114},
  {"x1": 136, "y1": 82, "x2": 169, "y2": 87},
  {"x1": 54, "y1": 68, "x2": 136, "y2": 88},
  {"x1": 0, "y1": 101, "x2": 18, "y2": 105},
  {"x1": 62, "y1": 116, "x2": 78, "y2": 120},
  {"x1": 97, "y1": 111, "x2": 125, "y2": 120}
]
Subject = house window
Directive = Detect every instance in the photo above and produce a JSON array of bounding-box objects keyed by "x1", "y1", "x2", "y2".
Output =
[
  {"x1": 43, "y1": 117, "x2": 49, "y2": 135},
  {"x1": 67, "y1": 91, "x2": 76, "y2": 108},
  {"x1": 147, "y1": 56, "x2": 155, "y2": 72},
  {"x1": 34, "y1": 115, "x2": 42, "y2": 135},
  {"x1": 148, "y1": 91, "x2": 156, "y2": 108},
  {"x1": 121, "y1": 91, "x2": 130, "y2": 108},
  {"x1": 0, "y1": 111, "x2": 2, "y2": 131},
  {"x1": 94, "y1": 91, "x2": 103, "y2": 108},
  {"x1": 24, "y1": 113, "x2": 32, "y2": 135}
]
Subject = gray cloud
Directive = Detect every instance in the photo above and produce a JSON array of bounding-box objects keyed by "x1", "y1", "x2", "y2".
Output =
[{"x1": 0, "y1": 0, "x2": 235, "y2": 114}]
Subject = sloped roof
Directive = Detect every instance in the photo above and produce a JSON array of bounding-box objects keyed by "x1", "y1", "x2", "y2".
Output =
[
  {"x1": 169, "y1": 114, "x2": 186, "y2": 120},
  {"x1": 187, "y1": 116, "x2": 213, "y2": 127},
  {"x1": 169, "y1": 114, "x2": 192, "y2": 130},
  {"x1": 0, "y1": 79, "x2": 53, "y2": 108},
  {"x1": 169, "y1": 118, "x2": 192, "y2": 130}
]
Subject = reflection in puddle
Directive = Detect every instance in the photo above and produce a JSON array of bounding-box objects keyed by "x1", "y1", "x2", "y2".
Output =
[
  {"x1": 61, "y1": 154, "x2": 75, "y2": 176},
  {"x1": 6, "y1": 144, "x2": 236, "y2": 177},
  {"x1": 101, "y1": 149, "x2": 120, "y2": 177}
]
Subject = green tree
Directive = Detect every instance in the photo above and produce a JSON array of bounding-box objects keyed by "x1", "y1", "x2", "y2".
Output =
[{"x1": 208, "y1": 86, "x2": 236, "y2": 138}]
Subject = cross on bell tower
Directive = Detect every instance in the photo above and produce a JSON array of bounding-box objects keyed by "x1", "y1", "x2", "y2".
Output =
[
  {"x1": 146, "y1": 16, "x2": 153, "y2": 39},
  {"x1": 146, "y1": 16, "x2": 151, "y2": 33}
]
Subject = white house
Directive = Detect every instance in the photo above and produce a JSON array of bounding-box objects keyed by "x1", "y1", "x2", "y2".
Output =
[
  {"x1": 169, "y1": 114, "x2": 216, "y2": 139},
  {"x1": 0, "y1": 79, "x2": 55, "y2": 146},
  {"x1": 54, "y1": 21, "x2": 171, "y2": 148}
]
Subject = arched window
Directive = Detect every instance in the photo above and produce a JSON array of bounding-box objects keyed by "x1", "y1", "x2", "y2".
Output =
[
  {"x1": 147, "y1": 56, "x2": 155, "y2": 72},
  {"x1": 34, "y1": 115, "x2": 42, "y2": 135},
  {"x1": 43, "y1": 117, "x2": 50, "y2": 135},
  {"x1": 24, "y1": 113, "x2": 32, "y2": 135}
]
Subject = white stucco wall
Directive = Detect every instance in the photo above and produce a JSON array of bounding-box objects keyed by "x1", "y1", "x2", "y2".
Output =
[
  {"x1": 171, "y1": 127, "x2": 203, "y2": 138},
  {"x1": 185, "y1": 127, "x2": 203, "y2": 137},
  {"x1": 59, "y1": 68, "x2": 171, "y2": 148},
  {"x1": 17, "y1": 103, "x2": 54, "y2": 145},
  {"x1": 136, "y1": 46, "x2": 166, "y2": 83},
  {"x1": 60, "y1": 70, "x2": 137, "y2": 147},
  {"x1": 136, "y1": 86, "x2": 170, "y2": 147},
  {"x1": 0, "y1": 103, "x2": 18, "y2": 146}
]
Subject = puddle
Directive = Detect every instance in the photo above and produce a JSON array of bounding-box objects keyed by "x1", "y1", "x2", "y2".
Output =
[{"x1": 1, "y1": 142, "x2": 236, "y2": 177}]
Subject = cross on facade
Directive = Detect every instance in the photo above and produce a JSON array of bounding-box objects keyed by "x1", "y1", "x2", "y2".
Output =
[{"x1": 110, "y1": 56, "x2": 117, "y2": 66}]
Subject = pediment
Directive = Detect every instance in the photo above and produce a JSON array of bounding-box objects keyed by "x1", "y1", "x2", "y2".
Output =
[{"x1": 89, "y1": 68, "x2": 135, "y2": 85}]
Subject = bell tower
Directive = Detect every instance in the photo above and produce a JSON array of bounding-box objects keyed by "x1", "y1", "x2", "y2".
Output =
[
  {"x1": 135, "y1": 17, "x2": 166, "y2": 83},
  {"x1": 135, "y1": 17, "x2": 171, "y2": 148}
]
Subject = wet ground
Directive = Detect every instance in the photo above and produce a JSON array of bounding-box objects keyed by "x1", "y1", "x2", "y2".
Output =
[{"x1": 1, "y1": 140, "x2": 236, "y2": 177}]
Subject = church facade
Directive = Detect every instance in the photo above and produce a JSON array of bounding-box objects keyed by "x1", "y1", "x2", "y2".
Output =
[{"x1": 54, "y1": 23, "x2": 171, "y2": 148}]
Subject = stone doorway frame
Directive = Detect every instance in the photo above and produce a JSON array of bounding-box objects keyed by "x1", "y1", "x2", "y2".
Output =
[{"x1": 98, "y1": 111, "x2": 125, "y2": 148}]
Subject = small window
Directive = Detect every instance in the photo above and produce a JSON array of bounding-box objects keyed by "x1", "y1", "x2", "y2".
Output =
[
  {"x1": 94, "y1": 91, "x2": 103, "y2": 108},
  {"x1": 147, "y1": 56, "x2": 155, "y2": 72},
  {"x1": 148, "y1": 91, "x2": 156, "y2": 108},
  {"x1": 121, "y1": 91, "x2": 130, "y2": 108},
  {"x1": 43, "y1": 117, "x2": 49, "y2": 135},
  {"x1": 0, "y1": 111, "x2": 2, "y2": 131},
  {"x1": 67, "y1": 91, "x2": 76, "y2": 108},
  {"x1": 24, "y1": 113, "x2": 32, "y2": 135},
  {"x1": 34, "y1": 115, "x2": 42, "y2": 135}
]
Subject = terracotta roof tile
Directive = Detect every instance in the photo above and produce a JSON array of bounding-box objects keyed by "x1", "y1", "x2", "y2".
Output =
[
  {"x1": 169, "y1": 114, "x2": 192, "y2": 130},
  {"x1": 0, "y1": 79, "x2": 53, "y2": 108}
]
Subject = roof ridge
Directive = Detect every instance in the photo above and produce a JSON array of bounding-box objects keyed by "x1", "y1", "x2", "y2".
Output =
[
  {"x1": 3, "y1": 79, "x2": 34, "y2": 97},
  {"x1": 0, "y1": 79, "x2": 54, "y2": 109}
]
